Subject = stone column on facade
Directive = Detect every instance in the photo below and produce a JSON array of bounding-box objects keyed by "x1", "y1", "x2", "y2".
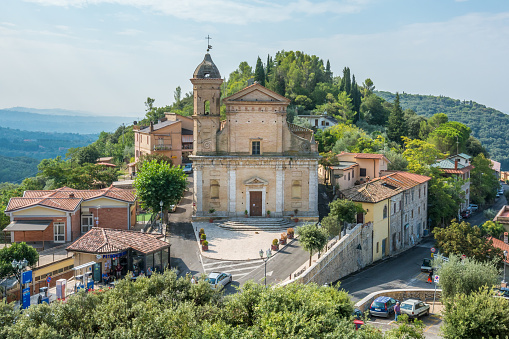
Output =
[
  {"x1": 308, "y1": 161, "x2": 319, "y2": 216},
  {"x1": 66, "y1": 213, "x2": 72, "y2": 242},
  {"x1": 275, "y1": 164, "x2": 284, "y2": 217},
  {"x1": 228, "y1": 165, "x2": 236, "y2": 217},
  {"x1": 194, "y1": 165, "x2": 203, "y2": 216}
]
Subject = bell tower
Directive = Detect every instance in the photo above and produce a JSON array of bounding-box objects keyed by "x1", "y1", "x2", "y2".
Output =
[{"x1": 191, "y1": 53, "x2": 223, "y2": 155}]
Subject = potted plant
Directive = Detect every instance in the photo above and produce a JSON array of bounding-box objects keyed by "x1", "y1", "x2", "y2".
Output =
[
  {"x1": 202, "y1": 240, "x2": 209, "y2": 251},
  {"x1": 199, "y1": 228, "x2": 205, "y2": 237},
  {"x1": 244, "y1": 209, "x2": 248, "y2": 217},
  {"x1": 200, "y1": 233, "x2": 206, "y2": 244},
  {"x1": 267, "y1": 210, "x2": 271, "y2": 217},
  {"x1": 209, "y1": 208, "x2": 215, "y2": 223},
  {"x1": 279, "y1": 233, "x2": 287, "y2": 245},
  {"x1": 287, "y1": 228, "x2": 294, "y2": 239},
  {"x1": 271, "y1": 238, "x2": 279, "y2": 251}
]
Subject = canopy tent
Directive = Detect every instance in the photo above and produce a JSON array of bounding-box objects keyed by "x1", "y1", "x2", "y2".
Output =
[{"x1": 4, "y1": 220, "x2": 51, "y2": 232}]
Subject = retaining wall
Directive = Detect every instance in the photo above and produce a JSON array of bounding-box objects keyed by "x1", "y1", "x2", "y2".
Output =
[{"x1": 355, "y1": 288, "x2": 442, "y2": 312}]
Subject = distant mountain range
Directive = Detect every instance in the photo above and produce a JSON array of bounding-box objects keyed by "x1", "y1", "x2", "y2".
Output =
[
  {"x1": 376, "y1": 91, "x2": 509, "y2": 170},
  {"x1": 0, "y1": 107, "x2": 137, "y2": 134}
]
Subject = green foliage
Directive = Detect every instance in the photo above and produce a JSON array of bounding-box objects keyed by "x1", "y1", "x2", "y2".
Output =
[
  {"x1": 224, "y1": 61, "x2": 254, "y2": 98},
  {"x1": 402, "y1": 137, "x2": 447, "y2": 174},
  {"x1": 483, "y1": 208, "x2": 497, "y2": 221},
  {"x1": 0, "y1": 156, "x2": 39, "y2": 184},
  {"x1": 0, "y1": 242, "x2": 39, "y2": 278},
  {"x1": 328, "y1": 199, "x2": 365, "y2": 236},
  {"x1": 427, "y1": 121, "x2": 471, "y2": 155},
  {"x1": 470, "y1": 153, "x2": 499, "y2": 205},
  {"x1": 297, "y1": 223, "x2": 328, "y2": 266},
  {"x1": 67, "y1": 144, "x2": 100, "y2": 165},
  {"x1": 480, "y1": 220, "x2": 505, "y2": 239},
  {"x1": 435, "y1": 255, "x2": 499, "y2": 298},
  {"x1": 134, "y1": 160, "x2": 187, "y2": 213},
  {"x1": 383, "y1": 149, "x2": 408, "y2": 171},
  {"x1": 427, "y1": 170, "x2": 465, "y2": 227},
  {"x1": 376, "y1": 91, "x2": 509, "y2": 169},
  {"x1": 360, "y1": 94, "x2": 390, "y2": 126},
  {"x1": 387, "y1": 93, "x2": 405, "y2": 145},
  {"x1": 441, "y1": 287, "x2": 509, "y2": 339},
  {"x1": 293, "y1": 116, "x2": 312, "y2": 129},
  {"x1": 433, "y1": 220, "x2": 503, "y2": 262},
  {"x1": 138, "y1": 153, "x2": 173, "y2": 166},
  {"x1": 385, "y1": 314, "x2": 424, "y2": 339},
  {"x1": 254, "y1": 56, "x2": 265, "y2": 86}
]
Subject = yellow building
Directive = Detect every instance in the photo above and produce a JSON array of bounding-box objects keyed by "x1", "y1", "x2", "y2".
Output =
[{"x1": 190, "y1": 53, "x2": 319, "y2": 219}]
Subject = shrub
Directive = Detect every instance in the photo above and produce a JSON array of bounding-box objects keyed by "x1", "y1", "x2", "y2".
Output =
[
  {"x1": 201, "y1": 234, "x2": 206, "y2": 241},
  {"x1": 272, "y1": 239, "x2": 278, "y2": 246},
  {"x1": 281, "y1": 233, "x2": 287, "y2": 240},
  {"x1": 199, "y1": 228, "x2": 205, "y2": 234},
  {"x1": 202, "y1": 240, "x2": 208, "y2": 246},
  {"x1": 287, "y1": 228, "x2": 294, "y2": 234},
  {"x1": 209, "y1": 208, "x2": 215, "y2": 214}
]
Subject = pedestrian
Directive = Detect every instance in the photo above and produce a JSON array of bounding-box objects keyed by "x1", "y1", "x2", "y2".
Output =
[
  {"x1": 116, "y1": 263, "x2": 122, "y2": 279},
  {"x1": 147, "y1": 266, "x2": 152, "y2": 278},
  {"x1": 191, "y1": 276, "x2": 196, "y2": 285},
  {"x1": 394, "y1": 301, "x2": 401, "y2": 321},
  {"x1": 427, "y1": 270, "x2": 433, "y2": 284}
]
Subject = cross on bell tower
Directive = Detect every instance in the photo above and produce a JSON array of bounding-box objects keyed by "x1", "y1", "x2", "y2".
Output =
[{"x1": 205, "y1": 35, "x2": 212, "y2": 52}]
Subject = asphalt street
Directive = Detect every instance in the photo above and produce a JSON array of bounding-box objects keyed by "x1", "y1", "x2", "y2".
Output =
[{"x1": 467, "y1": 183, "x2": 507, "y2": 227}]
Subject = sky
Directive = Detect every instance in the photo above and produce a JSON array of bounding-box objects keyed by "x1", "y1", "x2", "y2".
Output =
[{"x1": 1, "y1": 0, "x2": 509, "y2": 117}]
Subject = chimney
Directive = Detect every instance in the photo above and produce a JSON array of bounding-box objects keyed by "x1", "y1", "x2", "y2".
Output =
[
  {"x1": 504, "y1": 232, "x2": 508, "y2": 244},
  {"x1": 150, "y1": 121, "x2": 154, "y2": 132},
  {"x1": 69, "y1": 193, "x2": 75, "y2": 198},
  {"x1": 454, "y1": 159, "x2": 458, "y2": 170}
]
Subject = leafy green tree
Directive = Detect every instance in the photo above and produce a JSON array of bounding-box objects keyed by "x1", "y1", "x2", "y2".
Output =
[
  {"x1": 360, "y1": 94, "x2": 389, "y2": 126},
  {"x1": 134, "y1": 160, "x2": 187, "y2": 222},
  {"x1": 387, "y1": 93, "x2": 405, "y2": 144},
  {"x1": 265, "y1": 54, "x2": 273, "y2": 84},
  {"x1": 465, "y1": 136, "x2": 488, "y2": 157},
  {"x1": 402, "y1": 137, "x2": 447, "y2": 174},
  {"x1": 427, "y1": 171, "x2": 465, "y2": 228},
  {"x1": 383, "y1": 149, "x2": 408, "y2": 171},
  {"x1": 297, "y1": 223, "x2": 328, "y2": 266},
  {"x1": 403, "y1": 109, "x2": 426, "y2": 140},
  {"x1": 441, "y1": 287, "x2": 509, "y2": 339},
  {"x1": 362, "y1": 78, "x2": 375, "y2": 96},
  {"x1": 427, "y1": 121, "x2": 471, "y2": 154},
  {"x1": 339, "y1": 67, "x2": 351, "y2": 94},
  {"x1": 328, "y1": 199, "x2": 365, "y2": 238},
  {"x1": 292, "y1": 116, "x2": 312, "y2": 129},
  {"x1": 480, "y1": 220, "x2": 505, "y2": 239},
  {"x1": 0, "y1": 242, "x2": 39, "y2": 278},
  {"x1": 254, "y1": 56, "x2": 265, "y2": 86},
  {"x1": 385, "y1": 314, "x2": 424, "y2": 339},
  {"x1": 433, "y1": 220, "x2": 503, "y2": 262},
  {"x1": 325, "y1": 59, "x2": 332, "y2": 83},
  {"x1": 138, "y1": 153, "x2": 173, "y2": 166},
  {"x1": 470, "y1": 153, "x2": 499, "y2": 205}
]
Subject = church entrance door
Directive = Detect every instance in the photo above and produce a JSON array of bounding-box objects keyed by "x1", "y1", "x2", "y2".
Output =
[{"x1": 250, "y1": 191, "x2": 262, "y2": 216}]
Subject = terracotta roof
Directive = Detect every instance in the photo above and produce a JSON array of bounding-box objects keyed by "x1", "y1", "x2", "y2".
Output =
[
  {"x1": 340, "y1": 171, "x2": 430, "y2": 203},
  {"x1": 337, "y1": 152, "x2": 390, "y2": 162},
  {"x1": 23, "y1": 186, "x2": 135, "y2": 203},
  {"x1": 66, "y1": 228, "x2": 169, "y2": 254},
  {"x1": 5, "y1": 197, "x2": 82, "y2": 212},
  {"x1": 487, "y1": 237, "x2": 509, "y2": 263}
]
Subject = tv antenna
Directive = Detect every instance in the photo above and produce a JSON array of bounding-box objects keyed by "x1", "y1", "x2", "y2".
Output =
[{"x1": 205, "y1": 35, "x2": 212, "y2": 52}]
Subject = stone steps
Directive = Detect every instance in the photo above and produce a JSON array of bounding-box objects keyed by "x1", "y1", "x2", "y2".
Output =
[{"x1": 218, "y1": 218, "x2": 296, "y2": 231}]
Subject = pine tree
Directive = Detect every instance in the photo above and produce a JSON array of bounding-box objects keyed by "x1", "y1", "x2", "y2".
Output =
[
  {"x1": 388, "y1": 93, "x2": 406, "y2": 144},
  {"x1": 325, "y1": 60, "x2": 332, "y2": 83},
  {"x1": 254, "y1": 56, "x2": 265, "y2": 86}
]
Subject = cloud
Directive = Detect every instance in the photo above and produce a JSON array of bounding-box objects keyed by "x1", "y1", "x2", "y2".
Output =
[
  {"x1": 117, "y1": 28, "x2": 142, "y2": 36},
  {"x1": 23, "y1": 0, "x2": 372, "y2": 24}
]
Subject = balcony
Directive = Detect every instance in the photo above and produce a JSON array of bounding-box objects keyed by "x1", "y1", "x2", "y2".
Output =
[
  {"x1": 153, "y1": 144, "x2": 172, "y2": 151},
  {"x1": 182, "y1": 143, "x2": 193, "y2": 150}
]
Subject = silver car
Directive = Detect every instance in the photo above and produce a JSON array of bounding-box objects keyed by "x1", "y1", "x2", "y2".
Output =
[{"x1": 206, "y1": 272, "x2": 232, "y2": 289}]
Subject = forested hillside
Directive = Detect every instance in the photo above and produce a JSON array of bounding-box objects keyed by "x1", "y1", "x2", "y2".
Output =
[
  {"x1": 376, "y1": 91, "x2": 509, "y2": 169},
  {"x1": 0, "y1": 156, "x2": 39, "y2": 183}
]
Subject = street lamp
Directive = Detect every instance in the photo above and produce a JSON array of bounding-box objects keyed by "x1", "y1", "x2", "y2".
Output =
[
  {"x1": 12, "y1": 259, "x2": 28, "y2": 306},
  {"x1": 503, "y1": 250, "x2": 508, "y2": 284},
  {"x1": 159, "y1": 200, "x2": 164, "y2": 231},
  {"x1": 259, "y1": 249, "x2": 272, "y2": 287}
]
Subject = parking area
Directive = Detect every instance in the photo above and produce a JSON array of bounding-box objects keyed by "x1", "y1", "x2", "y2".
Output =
[{"x1": 367, "y1": 304, "x2": 443, "y2": 338}]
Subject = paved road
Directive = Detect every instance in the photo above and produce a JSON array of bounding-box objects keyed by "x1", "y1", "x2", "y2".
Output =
[
  {"x1": 467, "y1": 183, "x2": 507, "y2": 227},
  {"x1": 337, "y1": 238, "x2": 435, "y2": 302}
]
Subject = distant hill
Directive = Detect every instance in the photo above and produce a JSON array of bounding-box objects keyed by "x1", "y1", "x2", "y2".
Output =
[
  {"x1": 0, "y1": 156, "x2": 40, "y2": 184},
  {"x1": 0, "y1": 108, "x2": 136, "y2": 134},
  {"x1": 376, "y1": 91, "x2": 509, "y2": 170}
]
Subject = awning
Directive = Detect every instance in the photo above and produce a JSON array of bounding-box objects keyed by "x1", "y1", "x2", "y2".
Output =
[{"x1": 3, "y1": 220, "x2": 51, "y2": 232}]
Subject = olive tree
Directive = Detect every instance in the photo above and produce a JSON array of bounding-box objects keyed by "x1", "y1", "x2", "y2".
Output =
[{"x1": 297, "y1": 223, "x2": 329, "y2": 266}]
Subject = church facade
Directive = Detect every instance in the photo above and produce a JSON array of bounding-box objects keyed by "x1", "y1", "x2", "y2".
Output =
[{"x1": 190, "y1": 53, "x2": 319, "y2": 220}]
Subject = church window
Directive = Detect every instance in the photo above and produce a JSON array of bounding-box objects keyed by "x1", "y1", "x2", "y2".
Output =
[
  {"x1": 292, "y1": 180, "x2": 302, "y2": 199},
  {"x1": 210, "y1": 180, "x2": 219, "y2": 199},
  {"x1": 252, "y1": 141, "x2": 261, "y2": 155},
  {"x1": 204, "y1": 100, "x2": 210, "y2": 115}
]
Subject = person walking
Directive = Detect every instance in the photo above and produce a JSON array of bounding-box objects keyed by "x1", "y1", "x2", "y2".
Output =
[
  {"x1": 394, "y1": 301, "x2": 401, "y2": 321},
  {"x1": 427, "y1": 268, "x2": 434, "y2": 284}
]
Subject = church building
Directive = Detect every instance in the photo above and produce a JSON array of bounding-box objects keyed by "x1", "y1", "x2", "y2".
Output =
[{"x1": 190, "y1": 53, "x2": 319, "y2": 220}]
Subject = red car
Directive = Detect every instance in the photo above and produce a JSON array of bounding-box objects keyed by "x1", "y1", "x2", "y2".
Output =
[{"x1": 461, "y1": 210, "x2": 471, "y2": 219}]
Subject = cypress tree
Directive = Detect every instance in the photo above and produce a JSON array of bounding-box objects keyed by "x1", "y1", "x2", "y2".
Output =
[
  {"x1": 387, "y1": 93, "x2": 406, "y2": 144},
  {"x1": 265, "y1": 54, "x2": 272, "y2": 84},
  {"x1": 254, "y1": 56, "x2": 265, "y2": 86},
  {"x1": 325, "y1": 60, "x2": 332, "y2": 83}
]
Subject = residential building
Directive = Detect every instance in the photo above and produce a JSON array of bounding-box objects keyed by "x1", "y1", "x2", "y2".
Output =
[
  {"x1": 493, "y1": 206, "x2": 509, "y2": 233},
  {"x1": 190, "y1": 53, "x2": 319, "y2": 219},
  {"x1": 297, "y1": 115, "x2": 338, "y2": 130},
  {"x1": 133, "y1": 112, "x2": 193, "y2": 166},
  {"x1": 340, "y1": 171, "x2": 430, "y2": 261},
  {"x1": 431, "y1": 153, "x2": 472, "y2": 212},
  {"x1": 67, "y1": 227, "x2": 170, "y2": 282},
  {"x1": 491, "y1": 159, "x2": 501, "y2": 180},
  {"x1": 3, "y1": 186, "x2": 136, "y2": 245},
  {"x1": 319, "y1": 152, "x2": 390, "y2": 190}
]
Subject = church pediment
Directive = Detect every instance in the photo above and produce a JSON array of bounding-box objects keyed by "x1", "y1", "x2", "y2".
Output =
[
  {"x1": 223, "y1": 83, "x2": 290, "y2": 104},
  {"x1": 244, "y1": 176, "x2": 269, "y2": 186}
]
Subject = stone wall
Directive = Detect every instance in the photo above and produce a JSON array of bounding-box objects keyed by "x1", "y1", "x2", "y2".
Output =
[{"x1": 293, "y1": 222, "x2": 373, "y2": 286}]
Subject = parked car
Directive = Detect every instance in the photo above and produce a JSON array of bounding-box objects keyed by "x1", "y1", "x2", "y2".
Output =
[
  {"x1": 369, "y1": 296, "x2": 398, "y2": 318},
  {"x1": 495, "y1": 287, "x2": 509, "y2": 299},
  {"x1": 461, "y1": 210, "x2": 471, "y2": 219},
  {"x1": 169, "y1": 204, "x2": 177, "y2": 213},
  {"x1": 400, "y1": 299, "x2": 430, "y2": 319},
  {"x1": 183, "y1": 163, "x2": 193, "y2": 174},
  {"x1": 205, "y1": 272, "x2": 232, "y2": 289},
  {"x1": 468, "y1": 204, "x2": 478, "y2": 212},
  {"x1": 420, "y1": 258, "x2": 432, "y2": 272}
]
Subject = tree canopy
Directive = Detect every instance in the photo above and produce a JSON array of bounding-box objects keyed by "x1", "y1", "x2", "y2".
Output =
[
  {"x1": 297, "y1": 223, "x2": 329, "y2": 266},
  {"x1": 0, "y1": 242, "x2": 39, "y2": 279}
]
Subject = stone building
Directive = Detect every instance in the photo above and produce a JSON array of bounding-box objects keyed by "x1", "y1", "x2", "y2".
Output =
[{"x1": 190, "y1": 53, "x2": 319, "y2": 219}]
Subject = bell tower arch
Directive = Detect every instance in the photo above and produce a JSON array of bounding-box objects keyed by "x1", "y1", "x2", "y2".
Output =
[{"x1": 191, "y1": 53, "x2": 223, "y2": 155}]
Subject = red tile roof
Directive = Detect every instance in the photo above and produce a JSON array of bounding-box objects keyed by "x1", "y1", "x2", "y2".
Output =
[
  {"x1": 5, "y1": 197, "x2": 82, "y2": 212},
  {"x1": 487, "y1": 237, "x2": 509, "y2": 263},
  {"x1": 66, "y1": 228, "x2": 169, "y2": 254},
  {"x1": 337, "y1": 152, "x2": 390, "y2": 162}
]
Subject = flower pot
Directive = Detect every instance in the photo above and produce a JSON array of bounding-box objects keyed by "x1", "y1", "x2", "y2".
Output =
[
  {"x1": 271, "y1": 244, "x2": 279, "y2": 251},
  {"x1": 279, "y1": 239, "x2": 287, "y2": 245},
  {"x1": 200, "y1": 239, "x2": 203, "y2": 244},
  {"x1": 209, "y1": 218, "x2": 214, "y2": 223},
  {"x1": 287, "y1": 233, "x2": 294, "y2": 239},
  {"x1": 202, "y1": 244, "x2": 208, "y2": 251},
  {"x1": 294, "y1": 218, "x2": 299, "y2": 222}
]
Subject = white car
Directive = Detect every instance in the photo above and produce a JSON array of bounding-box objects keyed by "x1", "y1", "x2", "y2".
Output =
[
  {"x1": 205, "y1": 272, "x2": 232, "y2": 289},
  {"x1": 468, "y1": 204, "x2": 478, "y2": 212},
  {"x1": 400, "y1": 299, "x2": 430, "y2": 319}
]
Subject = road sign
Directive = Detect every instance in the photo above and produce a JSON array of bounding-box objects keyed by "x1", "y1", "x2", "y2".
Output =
[
  {"x1": 22, "y1": 287, "x2": 30, "y2": 309},
  {"x1": 46, "y1": 276, "x2": 52, "y2": 284},
  {"x1": 431, "y1": 247, "x2": 436, "y2": 253},
  {"x1": 22, "y1": 270, "x2": 32, "y2": 284},
  {"x1": 434, "y1": 275, "x2": 440, "y2": 284},
  {"x1": 431, "y1": 253, "x2": 434, "y2": 258}
]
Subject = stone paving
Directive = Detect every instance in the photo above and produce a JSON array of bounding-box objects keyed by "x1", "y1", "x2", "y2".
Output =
[{"x1": 192, "y1": 221, "x2": 305, "y2": 261}]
